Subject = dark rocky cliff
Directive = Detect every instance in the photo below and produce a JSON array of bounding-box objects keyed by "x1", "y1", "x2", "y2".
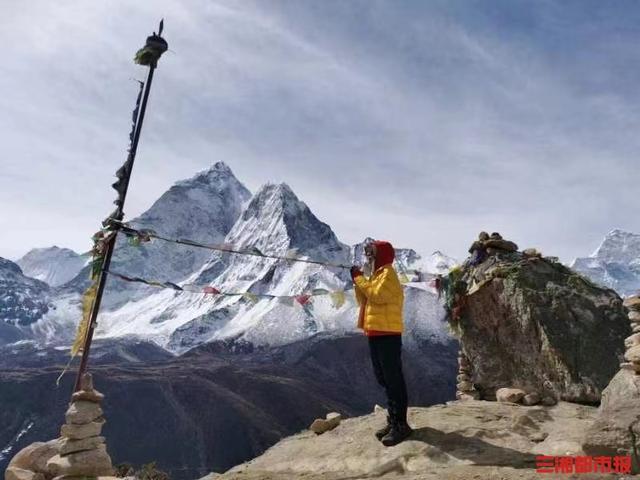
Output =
[{"x1": 446, "y1": 249, "x2": 629, "y2": 403}]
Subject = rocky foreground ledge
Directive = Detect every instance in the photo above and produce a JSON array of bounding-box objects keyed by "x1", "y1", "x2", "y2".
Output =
[{"x1": 205, "y1": 400, "x2": 629, "y2": 480}]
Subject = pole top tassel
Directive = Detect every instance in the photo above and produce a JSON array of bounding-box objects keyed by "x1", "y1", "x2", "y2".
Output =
[{"x1": 134, "y1": 19, "x2": 168, "y2": 67}]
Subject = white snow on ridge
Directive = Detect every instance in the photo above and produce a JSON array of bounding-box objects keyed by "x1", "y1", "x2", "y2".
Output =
[
  {"x1": 571, "y1": 229, "x2": 640, "y2": 297},
  {"x1": 17, "y1": 247, "x2": 88, "y2": 287},
  {"x1": 21, "y1": 163, "x2": 452, "y2": 352}
]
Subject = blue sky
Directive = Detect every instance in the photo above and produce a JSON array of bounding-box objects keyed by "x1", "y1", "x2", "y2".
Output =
[{"x1": 1, "y1": 0, "x2": 639, "y2": 262}]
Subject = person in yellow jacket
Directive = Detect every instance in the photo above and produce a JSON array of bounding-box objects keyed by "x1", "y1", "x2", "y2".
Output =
[{"x1": 351, "y1": 240, "x2": 412, "y2": 446}]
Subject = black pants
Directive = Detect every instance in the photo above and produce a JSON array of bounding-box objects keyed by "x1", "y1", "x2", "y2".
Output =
[{"x1": 368, "y1": 335, "x2": 408, "y2": 425}]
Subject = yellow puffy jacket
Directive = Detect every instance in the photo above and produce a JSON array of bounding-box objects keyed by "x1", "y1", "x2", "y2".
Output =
[{"x1": 354, "y1": 264, "x2": 404, "y2": 333}]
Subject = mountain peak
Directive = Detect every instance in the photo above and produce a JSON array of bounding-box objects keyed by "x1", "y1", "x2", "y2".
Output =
[
  {"x1": 0, "y1": 257, "x2": 23, "y2": 276},
  {"x1": 228, "y1": 182, "x2": 346, "y2": 258},
  {"x1": 16, "y1": 248, "x2": 86, "y2": 287},
  {"x1": 254, "y1": 182, "x2": 297, "y2": 201},
  {"x1": 174, "y1": 161, "x2": 238, "y2": 189},
  {"x1": 208, "y1": 161, "x2": 232, "y2": 173},
  {"x1": 591, "y1": 229, "x2": 640, "y2": 262},
  {"x1": 572, "y1": 229, "x2": 640, "y2": 296}
]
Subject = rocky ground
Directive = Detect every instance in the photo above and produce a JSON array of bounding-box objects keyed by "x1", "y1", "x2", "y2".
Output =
[{"x1": 211, "y1": 399, "x2": 632, "y2": 480}]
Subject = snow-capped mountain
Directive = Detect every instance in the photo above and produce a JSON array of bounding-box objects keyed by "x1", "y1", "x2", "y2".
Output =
[
  {"x1": 95, "y1": 182, "x2": 355, "y2": 350},
  {"x1": 356, "y1": 240, "x2": 457, "y2": 278},
  {"x1": 92, "y1": 181, "x2": 449, "y2": 352},
  {"x1": 396, "y1": 249, "x2": 458, "y2": 276},
  {"x1": 20, "y1": 163, "x2": 451, "y2": 352},
  {"x1": 0, "y1": 258, "x2": 49, "y2": 344},
  {"x1": 571, "y1": 229, "x2": 640, "y2": 297},
  {"x1": 64, "y1": 162, "x2": 251, "y2": 306},
  {"x1": 17, "y1": 247, "x2": 88, "y2": 287}
]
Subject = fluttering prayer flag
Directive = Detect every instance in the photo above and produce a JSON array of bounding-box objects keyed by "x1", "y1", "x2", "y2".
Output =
[
  {"x1": 243, "y1": 292, "x2": 259, "y2": 303},
  {"x1": 249, "y1": 247, "x2": 265, "y2": 257},
  {"x1": 330, "y1": 291, "x2": 346, "y2": 309},
  {"x1": 202, "y1": 286, "x2": 220, "y2": 295},
  {"x1": 165, "y1": 282, "x2": 183, "y2": 291},
  {"x1": 128, "y1": 235, "x2": 142, "y2": 247},
  {"x1": 398, "y1": 273, "x2": 410, "y2": 284},
  {"x1": 311, "y1": 288, "x2": 330, "y2": 296},
  {"x1": 277, "y1": 296, "x2": 295, "y2": 307},
  {"x1": 285, "y1": 248, "x2": 299, "y2": 259},
  {"x1": 295, "y1": 294, "x2": 311, "y2": 306},
  {"x1": 71, "y1": 282, "x2": 98, "y2": 356}
]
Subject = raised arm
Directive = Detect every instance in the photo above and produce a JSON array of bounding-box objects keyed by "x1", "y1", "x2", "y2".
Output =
[{"x1": 354, "y1": 267, "x2": 401, "y2": 304}]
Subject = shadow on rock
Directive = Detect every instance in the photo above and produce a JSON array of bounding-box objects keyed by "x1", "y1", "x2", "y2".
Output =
[{"x1": 411, "y1": 426, "x2": 538, "y2": 469}]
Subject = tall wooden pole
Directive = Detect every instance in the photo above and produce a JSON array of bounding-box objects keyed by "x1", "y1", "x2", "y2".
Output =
[{"x1": 73, "y1": 21, "x2": 168, "y2": 393}]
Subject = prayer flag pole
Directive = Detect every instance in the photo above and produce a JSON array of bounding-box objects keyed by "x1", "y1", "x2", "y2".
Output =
[{"x1": 72, "y1": 21, "x2": 168, "y2": 393}]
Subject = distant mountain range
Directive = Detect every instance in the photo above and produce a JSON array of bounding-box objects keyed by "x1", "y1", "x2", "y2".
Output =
[
  {"x1": 571, "y1": 229, "x2": 640, "y2": 297},
  {"x1": 2, "y1": 162, "x2": 639, "y2": 352},
  {"x1": 16, "y1": 247, "x2": 89, "y2": 287},
  {"x1": 0, "y1": 162, "x2": 457, "y2": 351}
]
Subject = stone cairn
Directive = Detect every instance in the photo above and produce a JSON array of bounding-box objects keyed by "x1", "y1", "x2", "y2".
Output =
[
  {"x1": 47, "y1": 373, "x2": 114, "y2": 478},
  {"x1": 5, "y1": 373, "x2": 115, "y2": 480},
  {"x1": 622, "y1": 295, "x2": 640, "y2": 374},
  {"x1": 455, "y1": 350, "x2": 479, "y2": 400}
]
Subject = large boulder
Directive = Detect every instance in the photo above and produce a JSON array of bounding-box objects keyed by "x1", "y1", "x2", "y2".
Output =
[
  {"x1": 451, "y1": 253, "x2": 629, "y2": 403},
  {"x1": 7, "y1": 439, "x2": 61, "y2": 474},
  {"x1": 4, "y1": 468, "x2": 43, "y2": 480},
  {"x1": 582, "y1": 369, "x2": 640, "y2": 473}
]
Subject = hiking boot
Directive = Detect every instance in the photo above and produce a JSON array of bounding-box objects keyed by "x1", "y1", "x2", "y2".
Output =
[
  {"x1": 375, "y1": 422, "x2": 392, "y2": 441},
  {"x1": 381, "y1": 422, "x2": 413, "y2": 447}
]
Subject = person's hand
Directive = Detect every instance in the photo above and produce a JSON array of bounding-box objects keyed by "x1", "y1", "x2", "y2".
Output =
[{"x1": 350, "y1": 266, "x2": 363, "y2": 280}]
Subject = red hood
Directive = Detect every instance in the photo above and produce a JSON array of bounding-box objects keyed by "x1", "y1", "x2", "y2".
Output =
[{"x1": 373, "y1": 240, "x2": 395, "y2": 270}]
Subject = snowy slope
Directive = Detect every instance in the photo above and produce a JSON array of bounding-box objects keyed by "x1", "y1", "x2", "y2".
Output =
[
  {"x1": 25, "y1": 164, "x2": 452, "y2": 352},
  {"x1": 0, "y1": 257, "x2": 49, "y2": 337},
  {"x1": 31, "y1": 162, "x2": 251, "y2": 343},
  {"x1": 93, "y1": 183, "x2": 450, "y2": 352},
  {"x1": 16, "y1": 247, "x2": 88, "y2": 287},
  {"x1": 61, "y1": 161, "x2": 251, "y2": 303},
  {"x1": 357, "y1": 240, "x2": 458, "y2": 277},
  {"x1": 571, "y1": 229, "x2": 640, "y2": 297}
]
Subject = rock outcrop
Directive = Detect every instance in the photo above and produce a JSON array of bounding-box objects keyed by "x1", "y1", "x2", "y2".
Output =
[
  {"x1": 582, "y1": 369, "x2": 640, "y2": 474},
  {"x1": 581, "y1": 294, "x2": 640, "y2": 473},
  {"x1": 444, "y1": 244, "x2": 629, "y2": 404},
  {"x1": 216, "y1": 400, "x2": 602, "y2": 480}
]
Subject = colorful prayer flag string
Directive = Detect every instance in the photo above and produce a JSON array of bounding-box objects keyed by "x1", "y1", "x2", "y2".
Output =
[
  {"x1": 113, "y1": 222, "x2": 353, "y2": 270},
  {"x1": 114, "y1": 222, "x2": 440, "y2": 283},
  {"x1": 104, "y1": 269, "x2": 435, "y2": 309}
]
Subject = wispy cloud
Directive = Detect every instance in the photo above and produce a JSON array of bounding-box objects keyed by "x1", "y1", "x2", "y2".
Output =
[{"x1": 0, "y1": 0, "x2": 638, "y2": 262}]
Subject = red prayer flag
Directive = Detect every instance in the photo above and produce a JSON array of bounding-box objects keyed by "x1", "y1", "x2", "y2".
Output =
[
  {"x1": 295, "y1": 295, "x2": 311, "y2": 305},
  {"x1": 203, "y1": 286, "x2": 220, "y2": 295}
]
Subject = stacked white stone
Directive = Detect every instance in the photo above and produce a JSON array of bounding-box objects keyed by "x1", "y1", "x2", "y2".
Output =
[
  {"x1": 46, "y1": 373, "x2": 114, "y2": 478},
  {"x1": 456, "y1": 351, "x2": 479, "y2": 400},
  {"x1": 622, "y1": 296, "x2": 640, "y2": 374}
]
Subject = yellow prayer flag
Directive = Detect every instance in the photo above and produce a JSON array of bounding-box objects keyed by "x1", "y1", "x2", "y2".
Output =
[
  {"x1": 399, "y1": 273, "x2": 410, "y2": 284},
  {"x1": 330, "y1": 291, "x2": 346, "y2": 309},
  {"x1": 243, "y1": 292, "x2": 259, "y2": 303},
  {"x1": 71, "y1": 281, "x2": 98, "y2": 356}
]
